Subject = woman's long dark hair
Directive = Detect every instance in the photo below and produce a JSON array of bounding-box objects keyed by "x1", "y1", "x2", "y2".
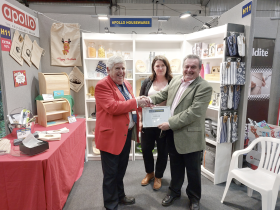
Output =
[{"x1": 149, "y1": 55, "x2": 173, "y2": 82}]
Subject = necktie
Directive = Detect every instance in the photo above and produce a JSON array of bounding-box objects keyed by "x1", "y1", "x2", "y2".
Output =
[{"x1": 118, "y1": 84, "x2": 137, "y2": 123}]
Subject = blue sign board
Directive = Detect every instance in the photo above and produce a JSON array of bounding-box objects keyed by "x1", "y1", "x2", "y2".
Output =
[
  {"x1": 110, "y1": 18, "x2": 152, "y2": 27},
  {"x1": 0, "y1": 25, "x2": 11, "y2": 39},
  {"x1": 242, "y1": 1, "x2": 252, "y2": 18}
]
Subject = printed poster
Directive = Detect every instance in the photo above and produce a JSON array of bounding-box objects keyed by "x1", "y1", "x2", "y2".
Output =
[
  {"x1": 13, "y1": 70, "x2": 27, "y2": 87},
  {"x1": 246, "y1": 38, "x2": 275, "y2": 123}
]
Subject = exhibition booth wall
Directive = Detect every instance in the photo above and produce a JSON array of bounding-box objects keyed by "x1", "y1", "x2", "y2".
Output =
[{"x1": 1, "y1": 0, "x2": 280, "y2": 159}]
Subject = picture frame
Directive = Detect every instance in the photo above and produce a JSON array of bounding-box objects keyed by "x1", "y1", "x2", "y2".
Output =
[{"x1": 211, "y1": 66, "x2": 220, "y2": 74}]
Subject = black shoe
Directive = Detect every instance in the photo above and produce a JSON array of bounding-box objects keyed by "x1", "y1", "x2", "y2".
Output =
[
  {"x1": 119, "y1": 196, "x2": 135, "y2": 205},
  {"x1": 162, "y1": 194, "x2": 180, "y2": 207},
  {"x1": 189, "y1": 200, "x2": 200, "y2": 210}
]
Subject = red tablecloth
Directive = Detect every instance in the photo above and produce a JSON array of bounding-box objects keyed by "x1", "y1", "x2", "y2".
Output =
[{"x1": 0, "y1": 119, "x2": 86, "y2": 210}]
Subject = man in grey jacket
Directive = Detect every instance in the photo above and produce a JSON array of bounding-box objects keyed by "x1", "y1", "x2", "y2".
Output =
[{"x1": 145, "y1": 54, "x2": 212, "y2": 210}]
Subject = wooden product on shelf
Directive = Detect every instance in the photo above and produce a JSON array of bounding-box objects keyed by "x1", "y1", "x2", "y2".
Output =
[
  {"x1": 37, "y1": 98, "x2": 71, "y2": 127},
  {"x1": 38, "y1": 72, "x2": 70, "y2": 95}
]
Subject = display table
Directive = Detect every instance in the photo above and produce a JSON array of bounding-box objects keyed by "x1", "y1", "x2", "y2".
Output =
[{"x1": 0, "y1": 118, "x2": 86, "y2": 210}]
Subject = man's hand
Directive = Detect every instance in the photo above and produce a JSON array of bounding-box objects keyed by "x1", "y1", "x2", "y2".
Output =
[
  {"x1": 139, "y1": 96, "x2": 155, "y2": 108},
  {"x1": 136, "y1": 96, "x2": 148, "y2": 108},
  {"x1": 158, "y1": 122, "x2": 170, "y2": 131}
]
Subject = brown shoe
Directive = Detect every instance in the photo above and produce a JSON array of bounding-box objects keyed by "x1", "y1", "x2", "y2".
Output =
[
  {"x1": 141, "y1": 172, "x2": 155, "y2": 186},
  {"x1": 153, "y1": 177, "x2": 162, "y2": 191}
]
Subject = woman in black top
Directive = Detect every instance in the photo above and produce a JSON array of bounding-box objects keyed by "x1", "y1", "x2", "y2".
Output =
[{"x1": 139, "y1": 55, "x2": 172, "y2": 190}]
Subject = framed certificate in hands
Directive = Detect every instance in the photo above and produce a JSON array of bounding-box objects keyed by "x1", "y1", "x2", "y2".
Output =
[{"x1": 142, "y1": 106, "x2": 171, "y2": 128}]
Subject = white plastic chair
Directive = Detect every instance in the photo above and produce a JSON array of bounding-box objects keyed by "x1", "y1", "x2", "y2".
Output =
[{"x1": 221, "y1": 137, "x2": 280, "y2": 210}]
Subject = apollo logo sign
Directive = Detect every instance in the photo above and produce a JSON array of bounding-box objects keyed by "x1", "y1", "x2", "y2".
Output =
[
  {"x1": 252, "y1": 48, "x2": 268, "y2": 57},
  {"x1": 2, "y1": 4, "x2": 36, "y2": 31}
]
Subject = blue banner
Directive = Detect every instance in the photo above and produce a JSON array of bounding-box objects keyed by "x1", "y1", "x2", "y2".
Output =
[
  {"x1": 110, "y1": 18, "x2": 152, "y2": 27},
  {"x1": 0, "y1": 25, "x2": 11, "y2": 39},
  {"x1": 242, "y1": 1, "x2": 252, "y2": 18}
]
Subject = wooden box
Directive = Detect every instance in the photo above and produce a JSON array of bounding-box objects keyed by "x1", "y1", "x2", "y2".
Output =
[
  {"x1": 37, "y1": 98, "x2": 71, "y2": 127},
  {"x1": 38, "y1": 73, "x2": 70, "y2": 95},
  {"x1": 205, "y1": 73, "x2": 220, "y2": 81}
]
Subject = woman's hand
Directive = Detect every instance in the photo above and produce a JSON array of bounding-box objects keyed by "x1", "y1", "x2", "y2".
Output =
[{"x1": 139, "y1": 121, "x2": 143, "y2": 132}]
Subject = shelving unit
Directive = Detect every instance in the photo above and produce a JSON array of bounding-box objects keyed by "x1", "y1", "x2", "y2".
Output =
[
  {"x1": 37, "y1": 98, "x2": 71, "y2": 127},
  {"x1": 82, "y1": 33, "x2": 134, "y2": 161},
  {"x1": 82, "y1": 26, "x2": 244, "y2": 171},
  {"x1": 82, "y1": 33, "x2": 185, "y2": 161},
  {"x1": 185, "y1": 23, "x2": 245, "y2": 184}
]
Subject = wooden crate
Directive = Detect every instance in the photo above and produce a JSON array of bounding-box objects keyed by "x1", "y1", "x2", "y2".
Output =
[
  {"x1": 205, "y1": 73, "x2": 220, "y2": 81},
  {"x1": 38, "y1": 73, "x2": 70, "y2": 95},
  {"x1": 37, "y1": 98, "x2": 71, "y2": 127}
]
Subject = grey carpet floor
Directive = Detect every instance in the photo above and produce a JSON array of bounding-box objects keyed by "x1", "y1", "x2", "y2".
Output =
[{"x1": 63, "y1": 160, "x2": 280, "y2": 210}]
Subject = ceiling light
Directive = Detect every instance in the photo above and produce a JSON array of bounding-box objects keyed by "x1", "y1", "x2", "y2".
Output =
[
  {"x1": 158, "y1": 16, "x2": 170, "y2": 22},
  {"x1": 98, "y1": 14, "x2": 108, "y2": 20},
  {"x1": 203, "y1": 23, "x2": 211, "y2": 28},
  {"x1": 179, "y1": 12, "x2": 191, "y2": 19}
]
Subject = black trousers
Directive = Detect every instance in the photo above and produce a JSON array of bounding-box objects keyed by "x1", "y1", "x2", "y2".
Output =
[
  {"x1": 100, "y1": 129, "x2": 132, "y2": 210},
  {"x1": 166, "y1": 129, "x2": 202, "y2": 202},
  {"x1": 141, "y1": 127, "x2": 168, "y2": 178}
]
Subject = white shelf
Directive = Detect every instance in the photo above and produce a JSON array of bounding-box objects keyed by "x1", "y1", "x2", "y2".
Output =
[
  {"x1": 206, "y1": 80, "x2": 220, "y2": 84},
  {"x1": 85, "y1": 58, "x2": 107, "y2": 61},
  {"x1": 205, "y1": 137, "x2": 217, "y2": 146},
  {"x1": 87, "y1": 118, "x2": 96, "y2": 121},
  {"x1": 88, "y1": 134, "x2": 95, "y2": 138},
  {"x1": 202, "y1": 56, "x2": 223, "y2": 60},
  {"x1": 208, "y1": 105, "x2": 219, "y2": 111},
  {"x1": 135, "y1": 72, "x2": 151, "y2": 75},
  {"x1": 86, "y1": 98, "x2": 96, "y2": 102},
  {"x1": 125, "y1": 78, "x2": 133, "y2": 81},
  {"x1": 201, "y1": 166, "x2": 214, "y2": 182},
  {"x1": 86, "y1": 78, "x2": 102, "y2": 81},
  {"x1": 85, "y1": 58, "x2": 133, "y2": 61},
  {"x1": 185, "y1": 25, "x2": 227, "y2": 42}
]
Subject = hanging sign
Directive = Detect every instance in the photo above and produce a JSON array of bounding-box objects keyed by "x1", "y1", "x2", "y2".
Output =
[
  {"x1": 0, "y1": 25, "x2": 11, "y2": 51},
  {"x1": 246, "y1": 38, "x2": 275, "y2": 123},
  {"x1": 0, "y1": 0, "x2": 39, "y2": 37},
  {"x1": 13, "y1": 70, "x2": 27, "y2": 87},
  {"x1": 242, "y1": 1, "x2": 252, "y2": 18},
  {"x1": 110, "y1": 18, "x2": 152, "y2": 27}
]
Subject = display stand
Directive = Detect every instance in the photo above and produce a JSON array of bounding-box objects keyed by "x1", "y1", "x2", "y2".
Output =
[
  {"x1": 82, "y1": 33, "x2": 134, "y2": 160},
  {"x1": 185, "y1": 23, "x2": 245, "y2": 184}
]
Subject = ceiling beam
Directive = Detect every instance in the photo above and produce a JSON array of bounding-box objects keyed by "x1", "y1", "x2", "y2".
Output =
[{"x1": 201, "y1": 0, "x2": 210, "y2": 7}]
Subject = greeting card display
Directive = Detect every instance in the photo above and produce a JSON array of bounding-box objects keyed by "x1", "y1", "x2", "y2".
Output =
[{"x1": 13, "y1": 70, "x2": 27, "y2": 87}]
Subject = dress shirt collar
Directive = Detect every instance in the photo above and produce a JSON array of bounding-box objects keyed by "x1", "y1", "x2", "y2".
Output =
[{"x1": 181, "y1": 77, "x2": 195, "y2": 85}]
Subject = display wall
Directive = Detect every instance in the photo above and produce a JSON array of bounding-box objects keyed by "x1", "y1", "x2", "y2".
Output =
[
  {"x1": 0, "y1": 0, "x2": 41, "y2": 133},
  {"x1": 217, "y1": 0, "x2": 257, "y2": 167}
]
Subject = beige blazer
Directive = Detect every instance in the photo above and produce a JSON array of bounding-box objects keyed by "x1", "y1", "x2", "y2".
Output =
[{"x1": 150, "y1": 76, "x2": 212, "y2": 154}]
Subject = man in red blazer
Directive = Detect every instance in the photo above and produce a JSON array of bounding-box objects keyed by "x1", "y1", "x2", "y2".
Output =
[{"x1": 95, "y1": 55, "x2": 147, "y2": 210}]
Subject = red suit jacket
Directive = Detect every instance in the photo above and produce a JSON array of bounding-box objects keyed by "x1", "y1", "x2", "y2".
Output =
[{"x1": 95, "y1": 76, "x2": 139, "y2": 155}]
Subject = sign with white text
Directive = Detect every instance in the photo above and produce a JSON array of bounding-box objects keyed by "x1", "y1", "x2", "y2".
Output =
[
  {"x1": 0, "y1": 0, "x2": 39, "y2": 37},
  {"x1": 247, "y1": 38, "x2": 275, "y2": 123}
]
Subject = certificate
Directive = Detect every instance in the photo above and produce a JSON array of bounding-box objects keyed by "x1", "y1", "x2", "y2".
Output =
[{"x1": 142, "y1": 106, "x2": 171, "y2": 128}]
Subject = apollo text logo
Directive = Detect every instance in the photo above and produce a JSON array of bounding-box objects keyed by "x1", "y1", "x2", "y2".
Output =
[{"x1": 2, "y1": 4, "x2": 36, "y2": 31}]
